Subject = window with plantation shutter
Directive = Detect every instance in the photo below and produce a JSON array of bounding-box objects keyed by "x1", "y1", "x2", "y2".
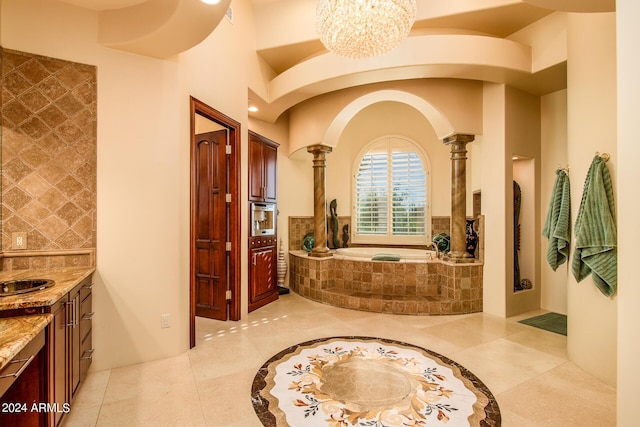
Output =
[{"x1": 353, "y1": 137, "x2": 430, "y2": 245}]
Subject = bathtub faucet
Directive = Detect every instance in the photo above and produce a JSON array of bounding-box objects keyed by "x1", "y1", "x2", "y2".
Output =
[{"x1": 426, "y1": 242, "x2": 440, "y2": 259}]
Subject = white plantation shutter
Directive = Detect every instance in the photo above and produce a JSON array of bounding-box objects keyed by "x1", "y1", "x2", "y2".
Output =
[
  {"x1": 391, "y1": 150, "x2": 426, "y2": 235},
  {"x1": 355, "y1": 152, "x2": 388, "y2": 234},
  {"x1": 354, "y1": 137, "x2": 428, "y2": 243}
]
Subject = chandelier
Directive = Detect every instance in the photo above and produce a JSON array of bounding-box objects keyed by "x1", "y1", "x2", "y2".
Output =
[{"x1": 316, "y1": 0, "x2": 417, "y2": 59}]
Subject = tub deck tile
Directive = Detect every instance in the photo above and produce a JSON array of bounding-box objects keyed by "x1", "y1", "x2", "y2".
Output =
[{"x1": 289, "y1": 252, "x2": 482, "y2": 316}]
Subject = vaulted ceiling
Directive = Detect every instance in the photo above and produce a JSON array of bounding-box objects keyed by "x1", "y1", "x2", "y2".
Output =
[{"x1": 55, "y1": 0, "x2": 615, "y2": 122}]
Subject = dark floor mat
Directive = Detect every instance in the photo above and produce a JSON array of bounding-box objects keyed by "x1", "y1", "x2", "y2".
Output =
[{"x1": 518, "y1": 312, "x2": 567, "y2": 336}]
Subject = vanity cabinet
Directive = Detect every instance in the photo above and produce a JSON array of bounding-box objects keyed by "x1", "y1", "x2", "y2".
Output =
[
  {"x1": 248, "y1": 131, "x2": 278, "y2": 203},
  {"x1": 0, "y1": 329, "x2": 47, "y2": 427},
  {"x1": 248, "y1": 236, "x2": 278, "y2": 312},
  {"x1": 47, "y1": 275, "x2": 94, "y2": 426}
]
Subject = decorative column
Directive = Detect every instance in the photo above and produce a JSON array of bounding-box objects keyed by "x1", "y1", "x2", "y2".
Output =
[
  {"x1": 307, "y1": 144, "x2": 333, "y2": 258},
  {"x1": 443, "y1": 134, "x2": 475, "y2": 262}
]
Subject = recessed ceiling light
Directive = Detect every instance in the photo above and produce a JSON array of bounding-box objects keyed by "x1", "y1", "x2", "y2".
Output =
[
  {"x1": 201, "y1": 0, "x2": 220, "y2": 4},
  {"x1": 248, "y1": 106, "x2": 259, "y2": 113}
]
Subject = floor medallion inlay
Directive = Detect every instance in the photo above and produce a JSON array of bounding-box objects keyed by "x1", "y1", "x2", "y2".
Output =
[{"x1": 251, "y1": 336, "x2": 500, "y2": 427}]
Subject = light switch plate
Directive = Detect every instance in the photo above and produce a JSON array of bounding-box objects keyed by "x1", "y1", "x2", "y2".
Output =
[
  {"x1": 161, "y1": 313, "x2": 171, "y2": 328},
  {"x1": 12, "y1": 232, "x2": 27, "y2": 250}
]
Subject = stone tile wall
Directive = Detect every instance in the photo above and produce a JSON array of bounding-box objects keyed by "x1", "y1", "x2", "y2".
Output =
[
  {"x1": 288, "y1": 216, "x2": 350, "y2": 251},
  {"x1": 0, "y1": 48, "x2": 97, "y2": 270},
  {"x1": 289, "y1": 253, "x2": 336, "y2": 299},
  {"x1": 289, "y1": 251, "x2": 483, "y2": 315},
  {"x1": 431, "y1": 216, "x2": 451, "y2": 236},
  {"x1": 289, "y1": 216, "x2": 452, "y2": 250}
]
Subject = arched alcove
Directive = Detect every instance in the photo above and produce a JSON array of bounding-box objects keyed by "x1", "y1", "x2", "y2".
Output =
[{"x1": 321, "y1": 90, "x2": 455, "y2": 148}]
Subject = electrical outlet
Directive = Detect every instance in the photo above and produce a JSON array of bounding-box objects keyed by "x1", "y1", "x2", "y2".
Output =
[
  {"x1": 161, "y1": 313, "x2": 171, "y2": 328},
  {"x1": 12, "y1": 232, "x2": 27, "y2": 250}
]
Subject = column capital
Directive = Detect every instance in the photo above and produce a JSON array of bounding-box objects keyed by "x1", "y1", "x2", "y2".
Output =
[
  {"x1": 443, "y1": 134, "x2": 475, "y2": 146},
  {"x1": 306, "y1": 144, "x2": 333, "y2": 156}
]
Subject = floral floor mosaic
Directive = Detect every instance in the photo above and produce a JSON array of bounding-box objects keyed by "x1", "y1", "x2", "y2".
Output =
[{"x1": 251, "y1": 336, "x2": 501, "y2": 427}]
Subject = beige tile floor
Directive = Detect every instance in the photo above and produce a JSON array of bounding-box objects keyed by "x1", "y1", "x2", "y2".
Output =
[{"x1": 62, "y1": 293, "x2": 616, "y2": 427}]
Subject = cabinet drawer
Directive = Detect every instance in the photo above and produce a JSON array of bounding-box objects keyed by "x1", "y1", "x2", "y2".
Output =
[
  {"x1": 0, "y1": 329, "x2": 45, "y2": 398},
  {"x1": 79, "y1": 278, "x2": 93, "y2": 301},
  {"x1": 79, "y1": 333, "x2": 93, "y2": 383},
  {"x1": 80, "y1": 292, "x2": 93, "y2": 342}
]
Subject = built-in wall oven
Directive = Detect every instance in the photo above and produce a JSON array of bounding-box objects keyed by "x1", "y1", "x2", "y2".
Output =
[{"x1": 250, "y1": 202, "x2": 276, "y2": 236}]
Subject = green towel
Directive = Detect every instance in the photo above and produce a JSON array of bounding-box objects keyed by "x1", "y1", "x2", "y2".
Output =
[
  {"x1": 371, "y1": 253, "x2": 401, "y2": 261},
  {"x1": 571, "y1": 156, "x2": 617, "y2": 296},
  {"x1": 542, "y1": 169, "x2": 571, "y2": 270}
]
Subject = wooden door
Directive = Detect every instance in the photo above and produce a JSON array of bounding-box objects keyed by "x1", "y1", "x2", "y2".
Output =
[{"x1": 194, "y1": 130, "x2": 228, "y2": 321}]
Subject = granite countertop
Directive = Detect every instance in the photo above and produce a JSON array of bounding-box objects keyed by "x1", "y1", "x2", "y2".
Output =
[
  {"x1": 0, "y1": 267, "x2": 95, "y2": 311},
  {"x1": 0, "y1": 314, "x2": 52, "y2": 371}
]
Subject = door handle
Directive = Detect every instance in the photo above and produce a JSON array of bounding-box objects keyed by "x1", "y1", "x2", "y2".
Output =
[
  {"x1": 0, "y1": 355, "x2": 35, "y2": 379},
  {"x1": 66, "y1": 299, "x2": 77, "y2": 328}
]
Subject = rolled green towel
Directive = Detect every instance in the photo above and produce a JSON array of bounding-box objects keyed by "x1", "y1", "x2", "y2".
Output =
[{"x1": 371, "y1": 253, "x2": 401, "y2": 261}]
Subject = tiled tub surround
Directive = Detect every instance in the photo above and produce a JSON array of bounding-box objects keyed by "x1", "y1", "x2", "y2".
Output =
[
  {"x1": 0, "y1": 48, "x2": 97, "y2": 270},
  {"x1": 289, "y1": 251, "x2": 483, "y2": 315},
  {"x1": 288, "y1": 216, "x2": 452, "y2": 251}
]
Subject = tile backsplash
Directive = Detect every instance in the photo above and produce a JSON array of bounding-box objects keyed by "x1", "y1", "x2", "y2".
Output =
[{"x1": 1, "y1": 48, "x2": 97, "y2": 270}]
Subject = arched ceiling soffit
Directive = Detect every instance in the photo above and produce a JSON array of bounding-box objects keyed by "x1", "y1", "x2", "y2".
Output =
[
  {"x1": 322, "y1": 90, "x2": 454, "y2": 151},
  {"x1": 97, "y1": 0, "x2": 232, "y2": 59},
  {"x1": 521, "y1": 0, "x2": 614, "y2": 13},
  {"x1": 255, "y1": 34, "x2": 532, "y2": 123}
]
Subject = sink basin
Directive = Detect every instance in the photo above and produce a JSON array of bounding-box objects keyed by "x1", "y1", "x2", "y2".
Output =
[{"x1": 0, "y1": 279, "x2": 55, "y2": 297}]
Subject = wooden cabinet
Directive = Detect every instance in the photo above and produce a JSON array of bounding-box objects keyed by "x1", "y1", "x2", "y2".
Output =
[
  {"x1": 248, "y1": 236, "x2": 278, "y2": 312},
  {"x1": 0, "y1": 329, "x2": 47, "y2": 427},
  {"x1": 248, "y1": 131, "x2": 279, "y2": 203},
  {"x1": 248, "y1": 131, "x2": 279, "y2": 312},
  {"x1": 47, "y1": 275, "x2": 94, "y2": 427}
]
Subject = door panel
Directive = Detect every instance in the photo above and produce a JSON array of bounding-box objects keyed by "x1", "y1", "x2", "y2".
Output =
[
  {"x1": 194, "y1": 130, "x2": 228, "y2": 321},
  {"x1": 250, "y1": 246, "x2": 276, "y2": 302},
  {"x1": 248, "y1": 136, "x2": 264, "y2": 201},
  {"x1": 263, "y1": 143, "x2": 278, "y2": 202}
]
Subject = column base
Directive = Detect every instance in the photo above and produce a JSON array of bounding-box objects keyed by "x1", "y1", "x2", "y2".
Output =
[
  {"x1": 443, "y1": 251, "x2": 476, "y2": 263},
  {"x1": 309, "y1": 248, "x2": 333, "y2": 258}
]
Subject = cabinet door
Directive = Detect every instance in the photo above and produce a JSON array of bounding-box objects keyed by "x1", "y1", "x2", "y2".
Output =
[
  {"x1": 263, "y1": 143, "x2": 278, "y2": 202},
  {"x1": 248, "y1": 131, "x2": 279, "y2": 203},
  {"x1": 249, "y1": 245, "x2": 277, "y2": 304},
  {"x1": 248, "y1": 136, "x2": 265, "y2": 201},
  {"x1": 49, "y1": 298, "x2": 67, "y2": 427},
  {"x1": 79, "y1": 285, "x2": 94, "y2": 383},
  {"x1": 69, "y1": 285, "x2": 82, "y2": 399}
]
